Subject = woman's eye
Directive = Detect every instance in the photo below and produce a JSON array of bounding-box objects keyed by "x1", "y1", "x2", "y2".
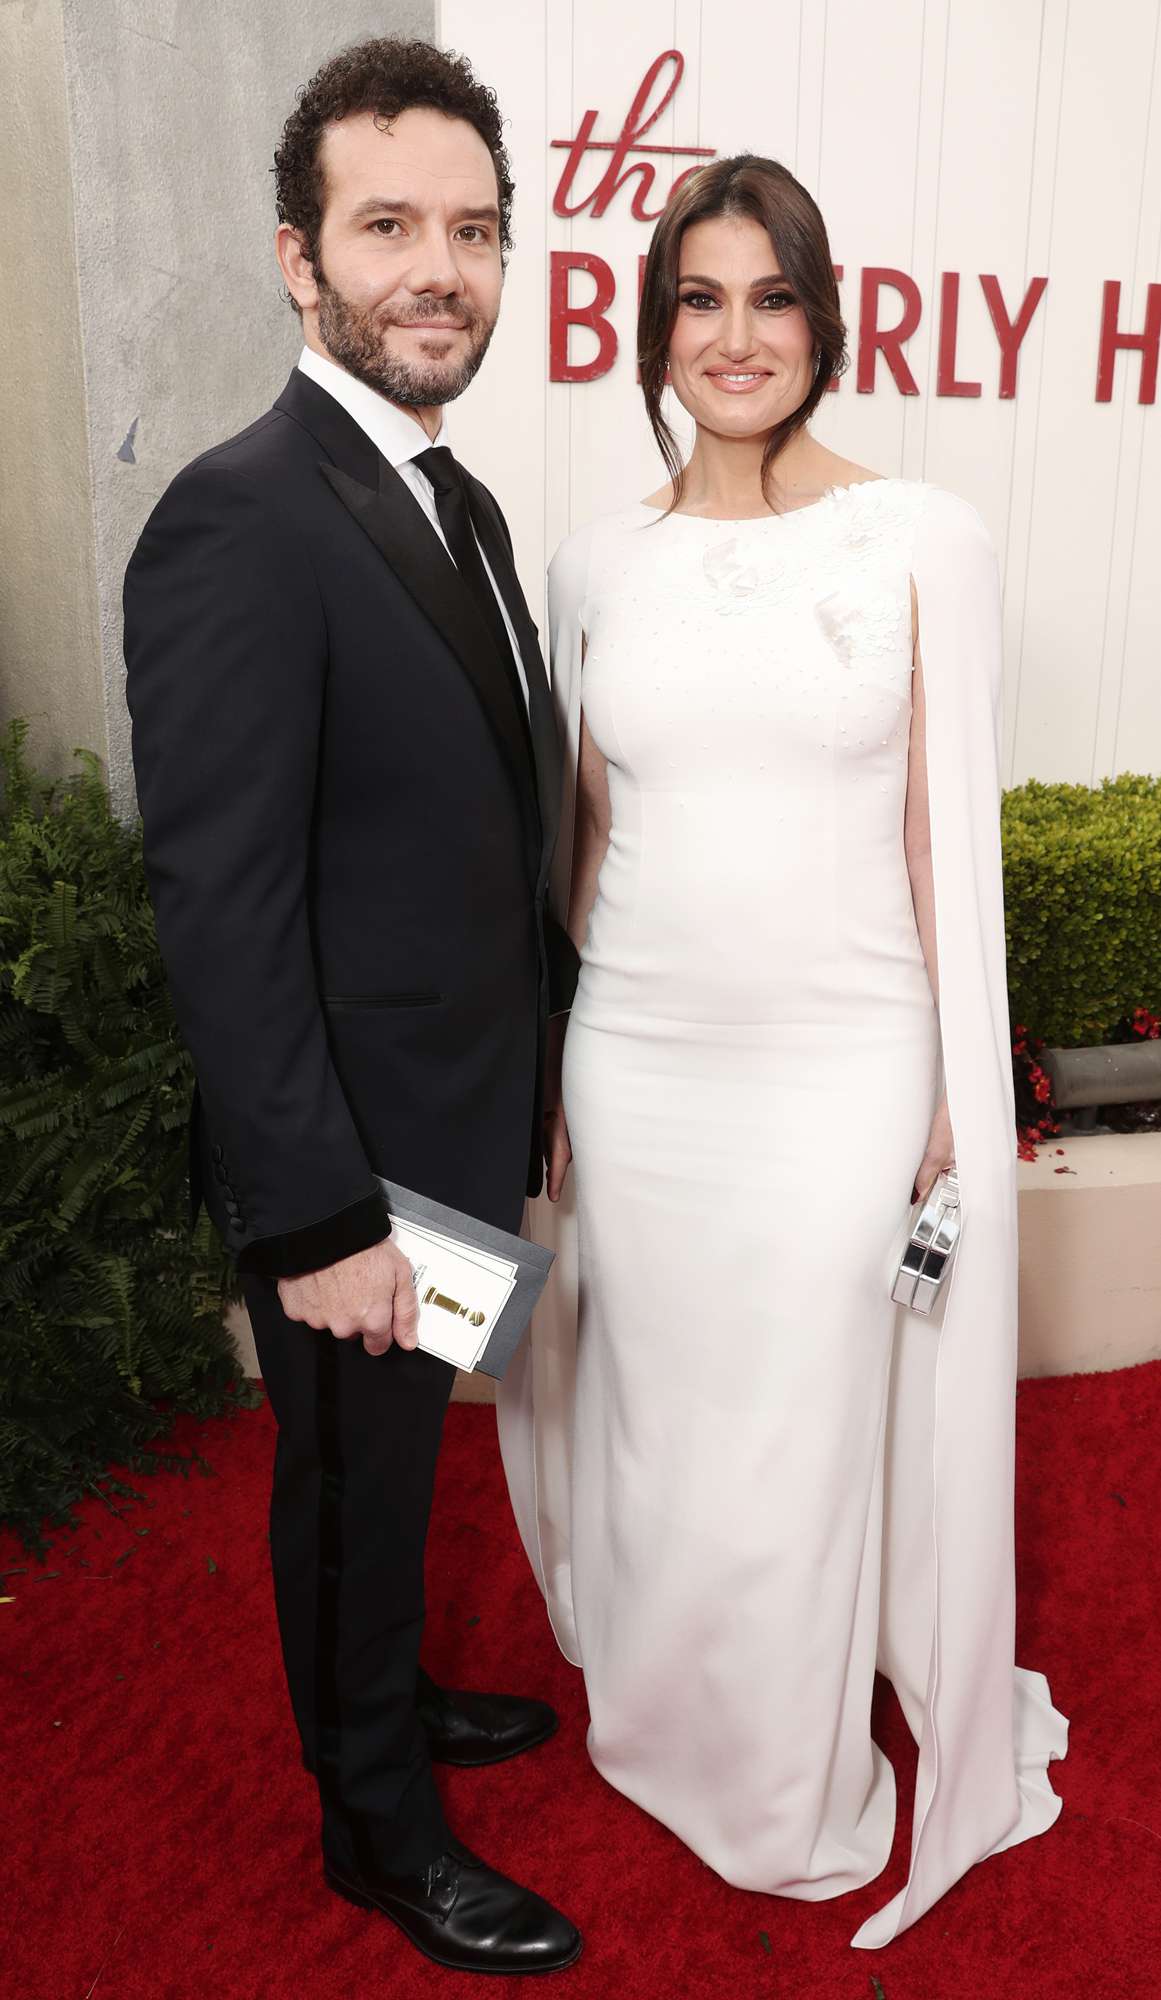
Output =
[
  {"x1": 762, "y1": 290, "x2": 797, "y2": 311},
  {"x1": 679, "y1": 292, "x2": 718, "y2": 311}
]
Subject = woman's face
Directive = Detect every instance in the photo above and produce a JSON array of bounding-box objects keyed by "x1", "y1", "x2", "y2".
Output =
[{"x1": 667, "y1": 213, "x2": 816, "y2": 439}]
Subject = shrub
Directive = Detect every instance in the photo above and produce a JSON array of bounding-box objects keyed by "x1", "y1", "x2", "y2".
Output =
[
  {"x1": 1001, "y1": 774, "x2": 1161, "y2": 1048},
  {"x1": 0, "y1": 721, "x2": 255, "y2": 1551}
]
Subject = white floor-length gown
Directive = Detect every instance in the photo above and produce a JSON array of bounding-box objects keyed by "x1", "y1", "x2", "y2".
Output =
[{"x1": 498, "y1": 478, "x2": 1068, "y2": 1949}]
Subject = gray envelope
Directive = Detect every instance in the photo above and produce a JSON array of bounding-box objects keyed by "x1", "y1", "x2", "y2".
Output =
[{"x1": 376, "y1": 1178, "x2": 555, "y2": 1380}]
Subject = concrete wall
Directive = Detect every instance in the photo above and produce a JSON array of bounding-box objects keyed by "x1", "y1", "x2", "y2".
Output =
[
  {"x1": 1016, "y1": 1132, "x2": 1161, "y2": 1377},
  {"x1": 1, "y1": 0, "x2": 104, "y2": 785},
  {"x1": 3, "y1": 0, "x2": 436, "y2": 808}
]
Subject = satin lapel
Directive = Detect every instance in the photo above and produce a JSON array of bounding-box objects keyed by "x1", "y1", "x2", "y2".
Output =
[
  {"x1": 466, "y1": 479, "x2": 562, "y2": 873},
  {"x1": 320, "y1": 456, "x2": 537, "y2": 817},
  {"x1": 275, "y1": 369, "x2": 380, "y2": 486}
]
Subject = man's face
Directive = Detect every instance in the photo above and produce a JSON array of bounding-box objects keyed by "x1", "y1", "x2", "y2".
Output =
[{"x1": 301, "y1": 106, "x2": 504, "y2": 407}]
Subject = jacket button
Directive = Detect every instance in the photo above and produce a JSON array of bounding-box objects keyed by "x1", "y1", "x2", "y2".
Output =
[{"x1": 228, "y1": 1216, "x2": 245, "y2": 1234}]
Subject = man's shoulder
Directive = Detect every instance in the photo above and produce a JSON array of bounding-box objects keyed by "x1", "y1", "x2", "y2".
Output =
[
  {"x1": 131, "y1": 394, "x2": 327, "y2": 561},
  {"x1": 172, "y1": 397, "x2": 316, "y2": 495},
  {"x1": 124, "y1": 395, "x2": 329, "y2": 594}
]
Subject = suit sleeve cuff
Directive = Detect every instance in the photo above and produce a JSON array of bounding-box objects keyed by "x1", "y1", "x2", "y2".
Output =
[{"x1": 234, "y1": 1186, "x2": 392, "y2": 1279}]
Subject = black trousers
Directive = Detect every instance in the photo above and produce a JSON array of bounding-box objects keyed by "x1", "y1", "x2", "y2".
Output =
[{"x1": 243, "y1": 1271, "x2": 456, "y2": 1879}]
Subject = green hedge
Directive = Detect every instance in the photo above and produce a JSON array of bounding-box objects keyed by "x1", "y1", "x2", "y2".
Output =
[
  {"x1": 0, "y1": 721, "x2": 254, "y2": 1551},
  {"x1": 1001, "y1": 774, "x2": 1161, "y2": 1047}
]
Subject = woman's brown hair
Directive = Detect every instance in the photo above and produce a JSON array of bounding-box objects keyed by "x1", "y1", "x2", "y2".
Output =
[{"x1": 638, "y1": 154, "x2": 848, "y2": 514}]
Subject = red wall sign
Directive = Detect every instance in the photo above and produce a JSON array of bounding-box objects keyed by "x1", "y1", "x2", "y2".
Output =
[{"x1": 548, "y1": 49, "x2": 1161, "y2": 405}]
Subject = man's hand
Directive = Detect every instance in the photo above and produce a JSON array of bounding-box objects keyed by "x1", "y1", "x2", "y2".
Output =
[{"x1": 276, "y1": 1236, "x2": 419, "y2": 1358}]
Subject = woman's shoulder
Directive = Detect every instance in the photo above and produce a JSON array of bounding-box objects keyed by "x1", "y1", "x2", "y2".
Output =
[
  {"x1": 836, "y1": 474, "x2": 996, "y2": 560},
  {"x1": 548, "y1": 503, "x2": 653, "y2": 597},
  {"x1": 550, "y1": 501, "x2": 652, "y2": 562},
  {"x1": 870, "y1": 475, "x2": 991, "y2": 540},
  {"x1": 911, "y1": 484, "x2": 999, "y2": 579},
  {"x1": 911, "y1": 479, "x2": 992, "y2": 542}
]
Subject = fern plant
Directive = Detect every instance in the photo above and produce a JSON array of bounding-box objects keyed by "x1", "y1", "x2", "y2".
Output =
[{"x1": 0, "y1": 719, "x2": 256, "y2": 1552}]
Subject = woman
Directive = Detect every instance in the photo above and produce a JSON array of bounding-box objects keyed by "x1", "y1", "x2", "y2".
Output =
[{"x1": 498, "y1": 155, "x2": 1067, "y2": 1950}]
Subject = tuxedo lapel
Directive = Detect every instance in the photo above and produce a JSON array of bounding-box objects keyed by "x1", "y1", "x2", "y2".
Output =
[
  {"x1": 275, "y1": 368, "x2": 380, "y2": 485},
  {"x1": 321, "y1": 457, "x2": 538, "y2": 818},
  {"x1": 465, "y1": 478, "x2": 562, "y2": 875},
  {"x1": 274, "y1": 372, "x2": 538, "y2": 830}
]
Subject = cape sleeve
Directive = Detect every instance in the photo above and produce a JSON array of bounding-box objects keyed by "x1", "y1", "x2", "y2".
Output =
[
  {"x1": 851, "y1": 485, "x2": 1067, "y2": 1950},
  {"x1": 541, "y1": 525, "x2": 592, "y2": 1017},
  {"x1": 544, "y1": 521, "x2": 594, "y2": 934},
  {"x1": 912, "y1": 488, "x2": 1016, "y2": 1161},
  {"x1": 496, "y1": 521, "x2": 594, "y2": 1665}
]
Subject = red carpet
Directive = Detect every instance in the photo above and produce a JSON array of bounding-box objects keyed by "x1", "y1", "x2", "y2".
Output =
[{"x1": 4, "y1": 1363, "x2": 1160, "y2": 2000}]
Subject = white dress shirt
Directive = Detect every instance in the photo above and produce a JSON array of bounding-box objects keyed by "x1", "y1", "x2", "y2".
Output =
[{"x1": 297, "y1": 345, "x2": 529, "y2": 711}]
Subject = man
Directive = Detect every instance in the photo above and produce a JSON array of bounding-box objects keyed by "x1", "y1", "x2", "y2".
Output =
[{"x1": 124, "y1": 37, "x2": 581, "y2": 1979}]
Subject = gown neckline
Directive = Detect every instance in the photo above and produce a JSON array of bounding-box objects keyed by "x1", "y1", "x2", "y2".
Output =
[{"x1": 635, "y1": 476, "x2": 901, "y2": 527}]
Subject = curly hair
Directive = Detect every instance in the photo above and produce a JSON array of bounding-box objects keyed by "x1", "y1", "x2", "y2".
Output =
[{"x1": 273, "y1": 37, "x2": 515, "y2": 309}]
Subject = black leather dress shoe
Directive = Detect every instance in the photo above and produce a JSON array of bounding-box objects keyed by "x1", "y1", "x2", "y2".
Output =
[
  {"x1": 325, "y1": 1834, "x2": 582, "y2": 1975},
  {"x1": 300, "y1": 1682, "x2": 559, "y2": 1779},
  {"x1": 417, "y1": 1678, "x2": 559, "y2": 1767}
]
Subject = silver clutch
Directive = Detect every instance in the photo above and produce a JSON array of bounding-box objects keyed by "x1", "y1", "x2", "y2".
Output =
[{"x1": 891, "y1": 1166, "x2": 961, "y2": 1314}]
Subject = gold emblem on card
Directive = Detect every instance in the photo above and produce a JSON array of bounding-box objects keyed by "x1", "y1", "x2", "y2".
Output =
[{"x1": 422, "y1": 1285, "x2": 487, "y2": 1328}]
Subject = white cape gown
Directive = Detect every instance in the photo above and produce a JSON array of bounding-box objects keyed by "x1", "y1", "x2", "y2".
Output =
[{"x1": 499, "y1": 481, "x2": 1067, "y2": 1949}]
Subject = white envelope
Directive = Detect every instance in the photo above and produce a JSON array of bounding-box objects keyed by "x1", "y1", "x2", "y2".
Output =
[{"x1": 392, "y1": 1217, "x2": 518, "y2": 1370}]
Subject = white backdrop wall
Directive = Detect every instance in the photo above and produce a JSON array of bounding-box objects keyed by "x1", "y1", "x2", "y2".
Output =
[{"x1": 438, "y1": 0, "x2": 1161, "y2": 786}]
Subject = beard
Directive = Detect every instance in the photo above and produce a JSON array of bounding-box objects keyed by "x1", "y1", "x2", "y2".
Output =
[{"x1": 314, "y1": 268, "x2": 496, "y2": 407}]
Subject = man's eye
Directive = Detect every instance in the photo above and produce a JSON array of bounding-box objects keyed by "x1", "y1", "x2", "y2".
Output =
[
  {"x1": 457, "y1": 225, "x2": 487, "y2": 243},
  {"x1": 371, "y1": 218, "x2": 400, "y2": 235}
]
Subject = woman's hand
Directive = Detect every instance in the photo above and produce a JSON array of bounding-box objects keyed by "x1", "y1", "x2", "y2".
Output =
[
  {"x1": 543, "y1": 1015, "x2": 572, "y2": 1202},
  {"x1": 911, "y1": 1092, "x2": 955, "y2": 1205}
]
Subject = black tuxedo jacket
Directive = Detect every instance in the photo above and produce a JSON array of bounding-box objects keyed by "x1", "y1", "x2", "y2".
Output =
[{"x1": 124, "y1": 368, "x2": 579, "y2": 1276}]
